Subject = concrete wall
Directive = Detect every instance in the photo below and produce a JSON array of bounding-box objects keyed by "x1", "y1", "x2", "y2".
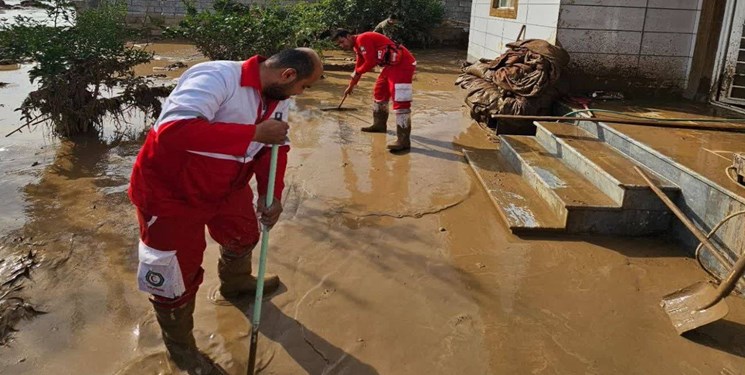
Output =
[
  {"x1": 467, "y1": 0, "x2": 561, "y2": 63},
  {"x1": 557, "y1": 0, "x2": 702, "y2": 92},
  {"x1": 126, "y1": 0, "x2": 474, "y2": 28},
  {"x1": 125, "y1": 0, "x2": 277, "y2": 25},
  {"x1": 443, "y1": 0, "x2": 473, "y2": 24}
]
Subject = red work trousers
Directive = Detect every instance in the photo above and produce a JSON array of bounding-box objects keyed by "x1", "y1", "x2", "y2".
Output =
[
  {"x1": 373, "y1": 63, "x2": 416, "y2": 111},
  {"x1": 136, "y1": 187, "x2": 260, "y2": 307}
]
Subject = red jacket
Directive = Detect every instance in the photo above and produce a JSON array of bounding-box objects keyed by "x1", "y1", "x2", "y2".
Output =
[
  {"x1": 129, "y1": 56, "x2": 290, "y2": 219},
  {"x1": 353, "y1": 32, "x2": 416, "y2": 76}
]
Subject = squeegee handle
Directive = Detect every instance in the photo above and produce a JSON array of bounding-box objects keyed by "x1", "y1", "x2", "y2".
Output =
[{"x1": 247, "y1": 111, "x2": 282, "y2": 374}]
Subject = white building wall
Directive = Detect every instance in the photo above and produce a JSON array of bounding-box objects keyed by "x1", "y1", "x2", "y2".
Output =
[
  {"x1": 466, "y1": 0, "x2": 703, "y2": 90},
  {"x1": 467, "y1": 0, "x2": 561, "y2": 62}
]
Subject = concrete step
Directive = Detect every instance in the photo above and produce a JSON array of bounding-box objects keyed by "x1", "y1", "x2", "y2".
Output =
[
  {"x1": 551, "y1": 101, "x2": 745, "y2": 292},
  {"x1": 534, "y1": 121, "x2": 680, "y2": 210},
  {"x1": 500, "y1": 135, "x2": 674, "y2": 234},
  {"x1": 500, "y1": 135, "x2": 618, "y2": 215},
  {"x1": 463, "y1": 149, "x2": 565, "y2": 233}
]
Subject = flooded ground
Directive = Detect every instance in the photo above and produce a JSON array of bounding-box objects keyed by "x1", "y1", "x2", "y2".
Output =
[{"x1": 0, "y1": 39, "x2": 744, "y2": 375}]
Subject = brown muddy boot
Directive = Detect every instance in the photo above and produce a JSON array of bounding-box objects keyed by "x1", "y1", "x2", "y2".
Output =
[
  {"x1": 153, "y1": 300, "x2": 223, "y2": 375},
  {"x1": 217, "y1": 246, "x2": 280, "y2": 301},
  {"x1": 361, "y1": 101, "x2": 388, "y2": 133},
  {"x1": 388, "y1": 110, "x2": 411, "y2": 152}
]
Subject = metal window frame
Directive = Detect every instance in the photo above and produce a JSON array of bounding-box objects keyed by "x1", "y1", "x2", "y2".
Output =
[
  {"x1": 715, "y1": 0, "x2": 745, "y2": 105},
  {"x1": 490, "y1": 0, "x2": 518, "y2": 19}
]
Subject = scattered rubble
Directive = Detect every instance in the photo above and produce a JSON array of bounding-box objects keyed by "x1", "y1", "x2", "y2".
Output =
[{"x1": 152, "y1": 61, "x2": 188, "y2": 72}]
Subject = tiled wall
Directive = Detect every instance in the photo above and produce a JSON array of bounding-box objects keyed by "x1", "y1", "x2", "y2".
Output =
[
  {"x1": 467, "y1": 0, "x2": 562, "y2": 62},
  {"x1": 467, "y1": 0, "x2": 703, "y2": 91},
  {"x1": 557, "y1": 0, "x2": 702, "y2": 91}
]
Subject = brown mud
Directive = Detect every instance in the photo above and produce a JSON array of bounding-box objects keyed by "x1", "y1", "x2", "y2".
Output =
[
  {"x1": 132, "y1": 41, "x2": 209, "y2": 80},
  {"x1": 0, "y1": 44, "x2": 743, "y2": 375}
]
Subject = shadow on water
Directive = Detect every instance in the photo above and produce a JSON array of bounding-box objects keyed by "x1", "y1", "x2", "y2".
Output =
[{"x1": 217, "y1": 296, "x2": 380, "y2": 375}]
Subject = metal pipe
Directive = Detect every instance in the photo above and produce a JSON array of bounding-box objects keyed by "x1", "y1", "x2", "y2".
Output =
[{"x1": 491, "y1": 114, "x2": 745, "y2": 133}]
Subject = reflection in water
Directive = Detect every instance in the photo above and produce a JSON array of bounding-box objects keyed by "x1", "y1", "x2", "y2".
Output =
[{"x1": 340, "y1": 130, "x2": 411, "y2": 228}]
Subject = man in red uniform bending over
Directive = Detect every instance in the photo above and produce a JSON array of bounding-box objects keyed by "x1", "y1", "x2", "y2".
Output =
[
  {"x1": 128, "y1": 48, "x2": 323, "y2": 374},
  {"x1": 331, "y1": 28, "x2": 416, "y2": 153}
]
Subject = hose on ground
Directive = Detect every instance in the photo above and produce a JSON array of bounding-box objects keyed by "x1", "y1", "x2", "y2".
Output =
[
  {"x1": 695, "y1": 210, "x2": 745, "y2": 282},
  {"x1": 562, "y1": 108, "x2": 745, "y2": 123}
]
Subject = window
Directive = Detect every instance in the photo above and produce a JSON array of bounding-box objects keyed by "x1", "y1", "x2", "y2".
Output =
[{"x1": 490, "y1": 0, "x2": 518, "y2": 19}]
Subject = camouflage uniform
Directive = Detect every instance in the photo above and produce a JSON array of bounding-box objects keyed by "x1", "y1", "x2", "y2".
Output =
[{"x1": 373, "y1": 19, "x2": 400, "y2": 41}]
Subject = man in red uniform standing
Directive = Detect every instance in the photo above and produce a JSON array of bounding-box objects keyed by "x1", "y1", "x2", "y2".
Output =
[
  {"x1": 331, "y1": 29, "x2": 416, "y2": 152},
  {"x1": 128, "y1": 48, "x2": 323, "y2": 373}
]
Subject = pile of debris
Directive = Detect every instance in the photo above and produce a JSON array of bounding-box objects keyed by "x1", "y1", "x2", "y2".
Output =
[{"x1": 455, "y1": 39, "x2": 570, "y2": 126}]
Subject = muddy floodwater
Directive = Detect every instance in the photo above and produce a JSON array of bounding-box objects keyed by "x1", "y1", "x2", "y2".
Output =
[{"x1": 1, "y1": 41, "x2": 744, "y2": 375}]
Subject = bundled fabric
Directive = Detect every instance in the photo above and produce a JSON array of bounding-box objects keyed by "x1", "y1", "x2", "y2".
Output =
[{"x1": 455, "y1": 39, "x2": 569, "y2": 125}]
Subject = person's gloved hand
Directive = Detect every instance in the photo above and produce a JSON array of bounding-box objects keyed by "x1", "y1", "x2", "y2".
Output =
[
  {"x1": 344, "y1": 83, "x2": 355, "y2": 96},
  {"x1": 257, "y1": 196, "x2": 283, "y2": 228}
]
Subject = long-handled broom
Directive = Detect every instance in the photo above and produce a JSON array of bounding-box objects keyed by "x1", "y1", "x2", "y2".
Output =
[{"x1": 247, "y1": 112, "x2": 282, "y2": 374}]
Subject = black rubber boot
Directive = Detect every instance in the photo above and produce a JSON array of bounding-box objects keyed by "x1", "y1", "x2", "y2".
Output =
[
  {"x1": 387, "y1": 111, "x2": 411, "y2": 152},
  {"x1": 217, "y1": 246, "x2": 280, "y2": 300},
  {"x1": 152, "y1": 299, "x2": 224, "y2": 375},
  {"x1": 361, "y1": 105, "x2": 389, "y2": 133}
]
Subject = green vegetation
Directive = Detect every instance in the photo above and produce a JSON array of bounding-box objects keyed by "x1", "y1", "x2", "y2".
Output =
[
  {"x1": 0, "y1": 0, "x2": 170, "y2": 138},
  {"x1": 168, "y1": 0, "x2": 445, "y2": 60}
]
